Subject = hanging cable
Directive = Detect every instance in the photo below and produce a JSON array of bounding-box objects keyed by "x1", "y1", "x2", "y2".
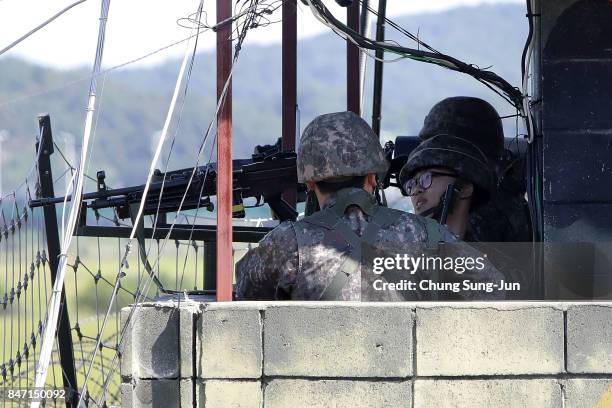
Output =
[
  {"x1": 522, "y1": 0, "x2": 535, "y2": 144},
  {"x1": 304, "y1": 0, "x2": 525, "y2": 110},
  {"x1": 0, "y1": 0, "x2": 89, "y2": 58},
  {"x1": 75, "y1": 0, "x2": 207, "y2": 402},
  {"x1": 0, "y1": 0, "x2": 281, "y2": 112},
  {"x1": 92, "y1": 3, "x2": 266, "y2": 403}
]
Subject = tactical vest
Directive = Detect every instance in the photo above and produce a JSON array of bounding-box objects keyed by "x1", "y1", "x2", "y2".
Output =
[{"x1": 294, "y1": 188, "x2": 442, "y2": 300}]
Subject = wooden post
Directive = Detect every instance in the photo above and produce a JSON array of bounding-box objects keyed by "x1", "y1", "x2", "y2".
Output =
[{"x1": 216, "y1": 0, "x2": 233, "y2": 301}]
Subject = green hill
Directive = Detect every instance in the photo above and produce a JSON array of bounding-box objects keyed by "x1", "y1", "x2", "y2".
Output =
[{"x1": 0, "y1": 3, "x2": 527, "y2": 191}]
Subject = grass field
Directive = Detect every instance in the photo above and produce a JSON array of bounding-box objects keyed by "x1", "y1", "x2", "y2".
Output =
[{"x1": 0, "y1": 229, "x2": 253, "y2": 406}]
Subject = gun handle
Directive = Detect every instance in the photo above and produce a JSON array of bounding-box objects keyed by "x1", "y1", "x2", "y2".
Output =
[
  {"x1": 439, "y1": 183, "x2": 456, "y2": 225},
  {"x1": 305, "y1": 190, "x2": 320, "y2": 216},
  {"x1": 267, "y1": 195, "x2": 298, "y2": 222}
]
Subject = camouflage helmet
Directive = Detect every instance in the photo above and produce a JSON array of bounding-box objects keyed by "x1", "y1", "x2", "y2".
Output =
[
  {"x1": 297, "y1": 111, "x2": 389, "y2": 183},
  {"x1": 419, "y1": 97, "x2": 504, "y2": 162},
  {"x1": 399, "y1": 134, "x2": 494, "y2": 205}
]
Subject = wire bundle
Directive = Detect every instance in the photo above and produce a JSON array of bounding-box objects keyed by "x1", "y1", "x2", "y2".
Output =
[{"x1": 304, "y1": 0, "x2": 525, "y2": 112}]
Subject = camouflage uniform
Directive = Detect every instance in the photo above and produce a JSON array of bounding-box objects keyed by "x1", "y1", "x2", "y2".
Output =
[
  {"x1": 402, "y1": 118, "x2": 530, "y2": 297},
  {"x1": 465, "y1": 150, "x2": 532, "y2": 242},
  {"x1": 418, "y1": 97, "x2": 532, "y2": 243},
  {"x1": 465, "y1": 196, "x2": 532, "y2": 242},
  {"x1": 236, "y1": 111, "x2": 506, "y2": 301}
]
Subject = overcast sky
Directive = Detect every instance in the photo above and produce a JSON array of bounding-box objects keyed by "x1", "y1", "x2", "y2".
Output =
[{"x1": 0, "y1": 0, "x2": 522, "y2": 69}]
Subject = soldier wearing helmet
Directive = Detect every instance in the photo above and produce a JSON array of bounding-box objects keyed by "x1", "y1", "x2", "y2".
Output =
[
  {"x1": 236, "y1": 111, "x2": 507, "y2": 301},
  {"x1": 418, "y1": 96, "x2": 532, "y2": 242},
  {"x1": 399, "y1": 134, "x2": 494, "y2": 240}
]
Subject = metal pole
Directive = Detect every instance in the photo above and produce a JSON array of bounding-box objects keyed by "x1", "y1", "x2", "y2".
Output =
[
  {"x1": 36, "y1": 114, "x2": 78, "y2": 407},
  {"x1": 282, "y1": 0, "x2": 297, "y2": 209},
  {"x1": 216, "y1": 0, "x2": 233, "y2": 301},
  {"x1": 0, "y1": 132, "x2": 6, "y2": 196},
  {"x1": 359, "y1": 0, "x2": 372, "y2": 113},
  {"x1": 530, "y1": 0, "x2": 544, "y2": 298},
  {"x1": 359, "y1": 0, "x2": 369, "y2": 37},
  {"x1": 203, "y1": 242, "x2": 217, "y2": 292},
  {"x1": 371, "y1": 0, "x2": 386, "y2": 137},
  {"x1": 347, "y1": 2, "x2": 360, "y2": 114}
]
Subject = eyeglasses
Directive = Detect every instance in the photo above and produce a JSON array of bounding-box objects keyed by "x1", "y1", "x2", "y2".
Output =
[{"x1": 403, "y1": 171, "x2": 457, "y2": 196}]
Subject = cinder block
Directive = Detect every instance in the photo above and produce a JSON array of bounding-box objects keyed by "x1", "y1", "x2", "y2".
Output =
[
  {"x1": 416, "y1": 305, "x2": 564, "y2": 375},
  {"x1": 121, "y1": 304, "x2": 180, "y2": 379},
  {"x1": 264, "y1": 379, "x2": 411, "y2": 408},
  {"x1": 121, "y1": 309, "x2": 132, "y2": 379},
  {"x1": 567, "y1": 305, "x2": 612, "y2": 373},
  {"x1": 180, "y1": 306, "x2": 197, "y2": 377},
  {"x1": 121, "y1": 379, "x2": 181, "y2": 408},
  {"x1": 121, "y1": 383, "x2": 133, "y2": 407},
  {"x1": 563, "y1": 379, "x2": 612, "y2": 408},
  {"x1": 198, "y1": 305, "x2": 262, "y2": 378},
  {"x1": 203, "y1": 380, "x2": 262, "y2": 408},
  {"x1": 180, "y1": 379, "x2": 195, "y2": 408},
  {"x1": 414, "y1": 379, "x2": 561, "y2": 408},
  {"x1": 264, "y1": 305, "x2": 413, "y2": 377}
]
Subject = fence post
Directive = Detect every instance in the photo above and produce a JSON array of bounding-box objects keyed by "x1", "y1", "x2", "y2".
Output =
[{"x1": 36, "y1": 114, "x2": 78, "y2": 407}]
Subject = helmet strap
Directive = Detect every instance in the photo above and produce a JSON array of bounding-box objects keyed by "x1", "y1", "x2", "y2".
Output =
[
  {"x1": 420, "y1": 183, "x2": 460, "y2": 225},
  {"x1": 420, "y1": 204, "x2": 442, "y2": 219},
  {"x1": 439, "y1": 183, "x2": 459, "y2": 225}
]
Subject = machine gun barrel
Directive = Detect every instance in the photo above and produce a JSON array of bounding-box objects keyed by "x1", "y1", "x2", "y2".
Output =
[
  {"x1": 29, "y1": 183, "x2": 148, "y2": 208},
  {"x1": 29, "y1": 150, "x2": 307, "y2": 222}
]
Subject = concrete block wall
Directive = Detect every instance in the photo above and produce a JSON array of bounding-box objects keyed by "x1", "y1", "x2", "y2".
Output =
[{"x1": 120, "y1": 302, "x2": 612, "y2": 407}]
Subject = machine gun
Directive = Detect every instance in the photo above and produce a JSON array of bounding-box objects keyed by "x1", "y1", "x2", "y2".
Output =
[
  {"x1": 381, "y1": 137, "x2": 421, "y2": 193},
  {"x1": 29, "y1": 138, "x2": 307, "y2": 295},
  {"x1": 30, "y1": 138, "x2": 307, "y2": 223}
]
